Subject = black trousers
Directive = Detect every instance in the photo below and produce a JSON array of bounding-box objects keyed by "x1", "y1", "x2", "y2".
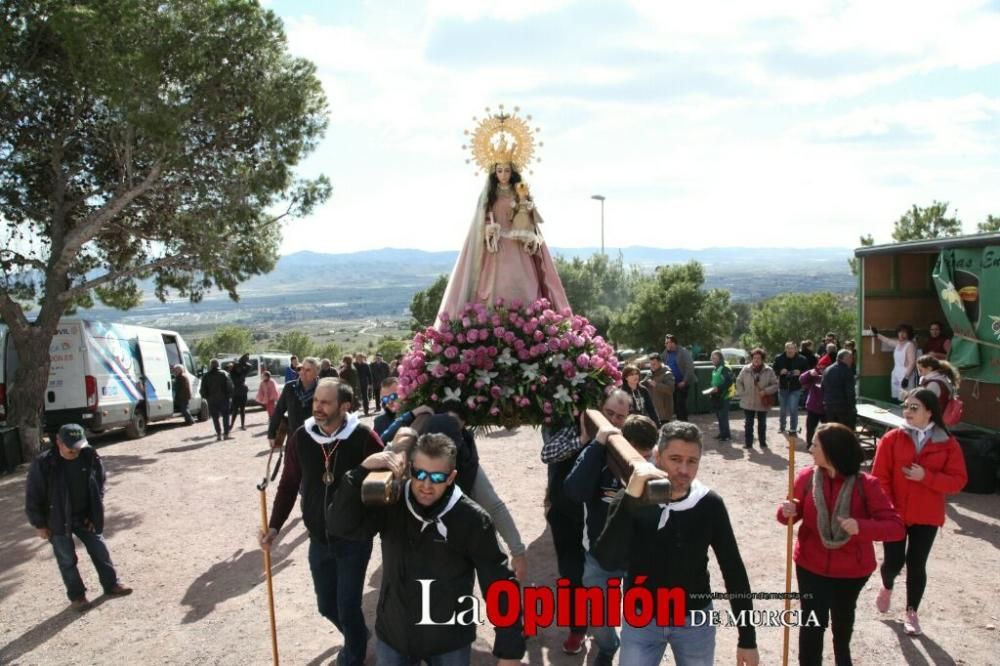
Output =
[
  {"x1": 358, "y1": 383, "x2": 370, "y2": 415},
  {"x1": 545, "y1": 458, "x2": 586, "y2": 633},
  {"x1": 796, "y1": 565, "x2": 869, "y2": 666},
  {"x1": 673, "y1": 385, "x2": 690, "y2": 421},
  {"x1": 826, "y1": 409, "x2": 857, "y2": 431},
  {"x1": 230, "y1": 392, "x2": 247, "y2": 428},
  {"x1": 744, "y1": 410, "x2": 767, "y2": 447},
  {"x1": 805, "y1": 411, "x2": 826, "y2": 448},
  {"x1": 880, "y1": 524, "x2": 938, "y2": 611}
]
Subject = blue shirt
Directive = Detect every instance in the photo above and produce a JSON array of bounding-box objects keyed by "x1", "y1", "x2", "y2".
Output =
[{"x1": 666, "y1": 351, "x2": 682, "y2": 382}]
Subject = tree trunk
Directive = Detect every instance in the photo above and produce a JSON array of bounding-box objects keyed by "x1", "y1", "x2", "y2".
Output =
[{"x1": 6, "y1": 329, "x2": 55, "y2": 460}]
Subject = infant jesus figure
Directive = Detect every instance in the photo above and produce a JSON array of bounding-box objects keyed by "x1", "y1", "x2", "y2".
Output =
[{"x1": 509, "y1": 181, "x2": 543, "y2": 255}]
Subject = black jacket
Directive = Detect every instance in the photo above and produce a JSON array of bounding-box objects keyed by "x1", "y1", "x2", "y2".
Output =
[
  {"x1": 199, "y1": 368, "x2": 233, "y2": 402},
  {"x1": 594, "y1": 489, "x2": 757, "y2": 649},
  {"x1": 356, "y1": 362, "x2": 373, "y2": 387},
  {"x1": 229, "y1": 359, "x2": 252, "y2": 397},
  {"x1": 330, "y1": 468, "x2": 525, "y2": 660},
  {"x1": 370, "y1": 360, "x2": 390, "y2": 385},
  {"x1": 267, "y1": 379, "x2": 314, "y2": 440},
  {"x1": 624, "y1": 385, "x2": 659, "y2": 422},
  {"x1": 773, "y1": 353, "x2": 809, "y2": 391},
  {"x1": 822, "y1": 361, "x2": 856, "y2": 412},
  {"x1": 26, "y1": 447, "x2": 106, "y2": 535}
]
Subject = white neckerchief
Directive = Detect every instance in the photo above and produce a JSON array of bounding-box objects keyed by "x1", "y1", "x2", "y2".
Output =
[
  {"x1": 903, "y1": 422, "x2": 936, "y2": 454},
  {"x1": 657, "y1": 479, "x2": 711, "y2": 530},
  {"x1": 404, "y1": 481, "x2": 463, "y2": 541},
  {"x1": 303, "y1": 412, "x2": 360, "y2": 444}
]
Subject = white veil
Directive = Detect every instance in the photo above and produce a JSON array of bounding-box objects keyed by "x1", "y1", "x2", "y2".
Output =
[{"x1": 435, "y1": 180, "x2": 491, "y2": 326}]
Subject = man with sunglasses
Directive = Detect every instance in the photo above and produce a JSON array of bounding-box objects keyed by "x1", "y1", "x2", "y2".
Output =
[
  {"x1": 260, "y1": 378, "x2": 384, "y2": 665},
  {"x1": 330, "y1": 431, "x2": 525, "y2": 665}
]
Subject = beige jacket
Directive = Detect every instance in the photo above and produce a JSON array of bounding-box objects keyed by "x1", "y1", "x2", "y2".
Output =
[
  {"x1": 642, "y1": 366, "x2": 675, "y2": 422},
  {"x1": 736, "y1": 364, "x2": 779, "y2": 412}
]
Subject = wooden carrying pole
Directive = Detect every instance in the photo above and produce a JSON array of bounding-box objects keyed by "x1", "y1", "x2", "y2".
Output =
[
  {"x1": 582, "y1": 409, "x2": 671, "y2": 504},
  {"x1": 782, "y1": 432, "x2": 797, "y2": 666},
  {"x1": 257, "y1": 449, "x2": 280, "y2": 665},
  {"x1": 362, "y1": 413, "x2": 431, "y2": 505}
]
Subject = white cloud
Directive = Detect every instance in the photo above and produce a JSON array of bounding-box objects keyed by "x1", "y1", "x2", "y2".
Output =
[{"x1": 273, "y1": 1, "x2": 1000, "y2": 255}]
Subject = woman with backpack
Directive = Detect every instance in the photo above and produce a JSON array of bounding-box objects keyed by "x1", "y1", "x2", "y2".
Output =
[
  {"x1": 707, "y1": 349, "x2": 734, "y2": 441},
  {"x1": 871, "y1": 389, "x2": 968, "y2": 636},
  {"x1": 778, "y1": 424, "x2": 904, "y2": 665},
  {"x1": 906, "y1": 355, "x2": 961, "y2": 422}
]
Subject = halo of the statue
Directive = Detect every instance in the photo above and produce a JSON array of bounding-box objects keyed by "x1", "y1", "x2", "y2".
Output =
[{"x1": 398, "y1": 298, "x2": 621, "y2": 428}]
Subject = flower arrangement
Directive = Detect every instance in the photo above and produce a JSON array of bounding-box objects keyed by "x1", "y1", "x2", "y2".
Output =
[{"x1": 397, "y1": 298, "x2": 621, "y2": 428}]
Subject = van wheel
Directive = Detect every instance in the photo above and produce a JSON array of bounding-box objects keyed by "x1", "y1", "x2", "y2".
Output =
[
  {"x1": 125, "y1": 408, "x2": 147, "y2": 439},
  {"x1": 197, "y1": 402, "x2": 209, "y2": 422}
]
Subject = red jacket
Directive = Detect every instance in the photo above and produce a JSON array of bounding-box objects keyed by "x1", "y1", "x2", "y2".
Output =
[
  {"x1": 777, "y1": 466, "x2": 904, "y2": 578},
  {"x1": 871, "y1": 427, "x2": 967, "y2": 527}
]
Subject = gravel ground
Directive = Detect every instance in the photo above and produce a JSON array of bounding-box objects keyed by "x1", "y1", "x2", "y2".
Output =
[{"x1": 1, "y1": 407, "x2": 997, "y2": 665}]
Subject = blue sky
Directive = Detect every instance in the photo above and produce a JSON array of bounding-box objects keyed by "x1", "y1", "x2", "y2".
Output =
[{"x1": 267, "y1": 0, "x2": 1000, "y2": 254}]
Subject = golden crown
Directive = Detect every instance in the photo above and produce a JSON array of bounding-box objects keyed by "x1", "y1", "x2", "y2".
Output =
[{"x1": 462, "y1": 104, "x2": 542, "y2": 175}]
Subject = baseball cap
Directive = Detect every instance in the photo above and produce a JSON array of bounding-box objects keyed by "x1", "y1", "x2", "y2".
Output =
[
  {"x1": 648, "y1": 352, "x2": 662, "y2": 361},
  {"x1": 58, "y1": 424, "x2": 89, "y2": 450}
]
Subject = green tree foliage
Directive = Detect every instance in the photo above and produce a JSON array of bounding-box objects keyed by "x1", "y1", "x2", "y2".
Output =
[
  {"x1": 314, "y1": 342, "x2": 343, "y2": 363},
  {"x1": 730, "y1": 302, "x2": 753, "y2": 345},
  {"x1": 848, "y1": 234, "x2": 875, "y2": 276},
  {"x1": 275, "y1": 331, "x2": 315, "y2": 359},
  {"x1": 0, "y1": 1, "x2": 329, "y2": 454},
  {"x1": 741, "y1": 292, "x2": 857, "y2": 356},
  {"x1": 891, "y1": 202, "x2": 962, "y2": 242},
  {"x1": 978, "y1": 215, "x2": 1000, "y2": 233},
  {"x1": 193, "y1": 326, "x2": 255, "y2": 366},
  {"x1": 610, "y1": 261, "x2": 735, "y2": 353},
  {"x1": 409, "y1": 275, "x2": 448, "y2": 330},
  {"x1": 554, "y1": 252, "x2": 640, "y2": 337},
  {"x1": 376, "y1": 337, "x2": 408, "y2": 359}
]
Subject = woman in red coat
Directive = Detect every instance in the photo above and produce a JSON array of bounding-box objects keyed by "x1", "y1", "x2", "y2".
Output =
[
  {"x1": 871, "y1": 388, "x2": 967, "y2": 636},
  {"x1": 778, "y1": 423, "x2": 904, "y2": 666}
]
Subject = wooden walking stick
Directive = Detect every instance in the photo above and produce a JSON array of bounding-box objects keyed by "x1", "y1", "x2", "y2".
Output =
[
  {"x1": 257, "y1": 446, "x2": 281, "y2": 665},
  {"x1": 782, "y1": 431, "x2": 797, "y2": 666}
]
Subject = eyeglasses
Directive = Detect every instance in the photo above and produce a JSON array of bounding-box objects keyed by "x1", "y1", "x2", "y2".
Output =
[
  {"x1": 411, "y1": 466, "x2": 449, "y2": 484},
  {"x1": 902, "y1": 403, "x2": 922, "y2": 412},
  {"x1": 381, "y1": 393, "x2": 399, "y2": 406}
]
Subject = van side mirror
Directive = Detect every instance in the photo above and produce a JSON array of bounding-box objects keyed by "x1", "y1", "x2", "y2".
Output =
[{"x1": 197, "y1": 367, "x2": 205, "y2": 378}]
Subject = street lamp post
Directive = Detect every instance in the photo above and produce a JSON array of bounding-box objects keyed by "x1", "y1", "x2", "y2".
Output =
[{"x1": 591, "y1": 194, "x2": 606, "y2": 255}]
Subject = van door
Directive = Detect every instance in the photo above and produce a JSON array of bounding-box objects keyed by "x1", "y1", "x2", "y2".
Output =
[
  {"x1": 46, "y1": 322, "x2": 89, "y2": 412},
  {"x1": 137, "y1": 333, "x2": 174, "y2": 420}
]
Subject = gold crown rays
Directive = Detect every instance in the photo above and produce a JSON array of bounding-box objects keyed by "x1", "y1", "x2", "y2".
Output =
[{"x1": 462, "y1": 104, "x2": 542, "y2": 176}]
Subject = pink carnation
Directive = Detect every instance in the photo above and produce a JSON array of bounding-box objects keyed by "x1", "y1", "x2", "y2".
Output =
[
  {"x1": 490, "y1": 386, "x2": 502, "y2": 398},
  {"x1": 467, "y1": 329, "x2": 479, "y2": 343},
  {"x1": 456, "y1": 373, "x2": 466, "y2": 382},
  {"x1": 444, "y1": 346, "x2": 459, "y2": 359}
]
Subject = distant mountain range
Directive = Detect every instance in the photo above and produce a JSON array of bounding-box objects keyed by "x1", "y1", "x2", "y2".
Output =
[{"x1": 85, "y1": 246, "x2": 857, "y2": 327}]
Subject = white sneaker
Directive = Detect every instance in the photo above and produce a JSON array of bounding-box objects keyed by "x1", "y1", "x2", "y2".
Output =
[{"x1": 904, "y1": 608, "x2": 922, "y2": 636}]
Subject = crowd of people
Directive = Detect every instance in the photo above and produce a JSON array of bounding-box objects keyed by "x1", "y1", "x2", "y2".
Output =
[{"x1": 25, "y1": 321, "x2": 970, "y2": 666}]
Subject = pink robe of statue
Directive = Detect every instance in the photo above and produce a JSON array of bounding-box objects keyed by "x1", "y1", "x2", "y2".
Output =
[{"x1": 438, "y1": 187, "x2": 571, "y2": 322}]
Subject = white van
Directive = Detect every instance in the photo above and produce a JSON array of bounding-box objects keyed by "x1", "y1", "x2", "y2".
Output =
[
  {"x1": 1, "y1": 319, "x2": 206, "y2": 438},
  {"x1": 215, "y1": 353, "x2": 290, "y2": 404}
]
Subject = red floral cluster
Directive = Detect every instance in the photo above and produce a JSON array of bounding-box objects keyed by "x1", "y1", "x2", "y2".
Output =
[{"x1": 398, "y1": 298, "x2": 621, "y2": 427}]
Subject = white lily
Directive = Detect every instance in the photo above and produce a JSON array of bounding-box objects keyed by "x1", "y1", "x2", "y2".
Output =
[
  {"x1": 554, "y1": 385, "x2": 572, "y2": 403},
  {"x1": 475, "y1": 369, "x2": 499, "y2": 385},
  {"x1": 521, "y1": 362, "x2": 540, "y2": 381},
  {"x1": 548, "y1": 353, "x2": 566, "y2": 368},
  {"x1": 425, "y1": 359, "x2": 442, "y2": 375},
  {"x1": 569, "y1": 372, "x2": 587, "y2": 386},
  {"x1": 443, "y1": 386, "x2": 462, "y2": 403},
  {"x1": 496, "y1": 349, "x2": 518, "y2": 366}
]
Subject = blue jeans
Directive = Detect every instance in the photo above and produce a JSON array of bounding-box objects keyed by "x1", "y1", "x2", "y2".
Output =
[
  {"x1": 582, "y1": 551, "x2": 625, "y2": 658},
  {"x1": 308, "y1": 538, "x2": 373, "y2": 666},
  {"x1": 50, "y1": 527, "x2": 120, "y2": 601},
  {"x1": 714, "y1": 399, "x2": 731, "y2": 439},
  {"x1": 375, "y1": 637, "x2": 470, "y2": 665},
  {"x1": 620, "y1": 602, "x2": 716, "y2": 666},
  {"x1": 778, "y1": 389, "x2": 801, "y2": 433}
]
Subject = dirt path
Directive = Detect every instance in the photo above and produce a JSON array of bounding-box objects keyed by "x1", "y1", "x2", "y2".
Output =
[{"x1": 1, "y1": 409, "x2": 997, "y2": 665}]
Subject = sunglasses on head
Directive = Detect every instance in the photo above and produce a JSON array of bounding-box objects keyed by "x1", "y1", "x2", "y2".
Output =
[
  {"x1": 411, "y1": 466, "x2": 450, "y2": 484},
  {"x1": 381, "y1": 392, "x2": 399, "y2": 406}
]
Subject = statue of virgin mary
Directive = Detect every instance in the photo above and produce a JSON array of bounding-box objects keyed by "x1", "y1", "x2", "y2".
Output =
[{"x1": 437, "y1": 106, "x2": 571, "y2": 321}]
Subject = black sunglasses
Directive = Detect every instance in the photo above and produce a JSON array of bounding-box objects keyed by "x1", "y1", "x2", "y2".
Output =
[
  {"x1": 381, "y1": 392, "x2": 399, "y2": 406},
  {"x1": 411, "y1": 465, "x2": 449, "y2": 484}
]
